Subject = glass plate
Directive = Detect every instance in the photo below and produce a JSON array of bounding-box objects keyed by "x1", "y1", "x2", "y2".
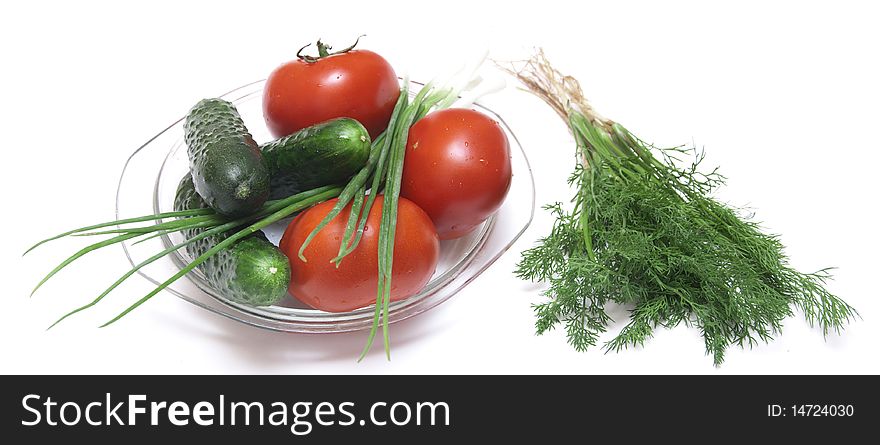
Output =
[{"x1": 115, "y1": 79, "x2": 534, "y2": 333}]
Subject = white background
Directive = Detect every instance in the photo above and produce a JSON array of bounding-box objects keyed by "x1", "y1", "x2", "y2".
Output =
[{"x1": 2, "y1": 0, "x2": 878, "y2": 374}]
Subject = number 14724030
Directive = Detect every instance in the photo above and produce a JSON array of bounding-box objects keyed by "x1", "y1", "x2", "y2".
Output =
[{"x1": 768, "y1": 404, "x2": 855, "y2": 417}]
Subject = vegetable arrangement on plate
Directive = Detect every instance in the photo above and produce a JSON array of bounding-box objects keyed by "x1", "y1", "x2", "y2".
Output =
[{"x1": 27, "y1": 38, "x2": 512, "y2": 359}]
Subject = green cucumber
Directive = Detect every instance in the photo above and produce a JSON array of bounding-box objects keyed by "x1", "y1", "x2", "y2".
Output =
[
  {"x1": 184, "y1": 98, "x2": 270, "y2": 217},
  {"x1": 261, "y1": 117, "x2": 371, "y2": 199},
  {"x1": 174, "y1": 175, "x2": 289, "y2": 306}
]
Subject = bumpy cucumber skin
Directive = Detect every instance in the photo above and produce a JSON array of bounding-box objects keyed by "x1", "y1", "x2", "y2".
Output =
[
  {"x1": 261, "y1": 117, "x2": 371, "y2": 199},
  {"x1": 174, "y1": 175, "x2": 289, "y2": 307},
  {"x1": 184, "y1": 98, "x2": 270, "y2": 217}
]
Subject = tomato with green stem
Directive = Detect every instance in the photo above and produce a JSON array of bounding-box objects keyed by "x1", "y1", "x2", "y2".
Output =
[
  {"x1": 401, "y1": 108, "x2": 512, "y2": 240},
  {"x1": 280, "y1": 195, "x2": 439, "y2": 313},
  {"x1": 263, "y1": 37, "x2": 399, "y2": 140}
]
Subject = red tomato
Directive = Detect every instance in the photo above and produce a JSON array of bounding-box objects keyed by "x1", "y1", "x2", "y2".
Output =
[
  {"x1": 401, "y1": 108, "x2": 512, "y2": 240},
  {"x1": 263, "y1": 46, "x2": 399, "y2": 139},
  {"x1": 279, "y1": 196, "x2": 439, "y2": 313}
]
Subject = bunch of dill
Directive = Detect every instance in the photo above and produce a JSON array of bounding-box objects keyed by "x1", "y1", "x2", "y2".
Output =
[{"x1": 503, "y1": 52, "x2": 857, "y2": 365}]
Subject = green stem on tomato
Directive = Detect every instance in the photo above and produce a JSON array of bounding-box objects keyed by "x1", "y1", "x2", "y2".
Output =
[{"x1": 298, "y1": 36, "x2": 365, "y2": 63}]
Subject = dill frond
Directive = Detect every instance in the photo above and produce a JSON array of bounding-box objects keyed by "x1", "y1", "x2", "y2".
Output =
[{"x1": 504, "y1": 51, "x2": 858, "y2": 365}]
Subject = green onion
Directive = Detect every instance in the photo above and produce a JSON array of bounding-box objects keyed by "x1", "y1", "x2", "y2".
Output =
[
  {"x1": 48, "y1": 216, "x2": 251, "y2": 329},
  {"x1": 293, "y1": 69, "x2": 490, "y2": 359},
  {"x1": 359, "y1": 82, "x2": 486, "y2": 359},
  {"x1": 29, "y1": 183, "x2": 341, "y2": 325},
  {"x1": 295, "y1": 103, "x2": 401, "y2": 263},
  {"x1": 100, "y1": 185, "x2": 342, "y2": 327},
  {"x1": 30, "y1": 233, "x2": 142, "y2": 297},
  {"x1": 23, "y1": 208, "x2": 213, "y2": 255}
]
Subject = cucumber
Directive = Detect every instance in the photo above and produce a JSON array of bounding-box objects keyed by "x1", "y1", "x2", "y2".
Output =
[
  {"x1": 184, "y1": 98, "x2": 270, "y2": 217},
  {"x1": 261, "y1": 117, "x2": 371, "y2": 199},
  {"x1": 174, "y1": 175, "x2": 289, "y2": 306}
]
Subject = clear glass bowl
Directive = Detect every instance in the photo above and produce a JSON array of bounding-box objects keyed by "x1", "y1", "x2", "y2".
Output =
[{"x1": 116, "y1": 79, "x2": 535, "y2": 333}]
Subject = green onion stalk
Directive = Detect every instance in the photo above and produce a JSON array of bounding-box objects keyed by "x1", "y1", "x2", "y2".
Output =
[
  {"x1": 504, "y1": 50, "x2": 857, "y2": 365},
  {"x1": 297, "y1": 55, "x2": 498, "y2": 360},
  {"x1": 27, "y1": 180, "x2": 342, "y2": 327}
]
